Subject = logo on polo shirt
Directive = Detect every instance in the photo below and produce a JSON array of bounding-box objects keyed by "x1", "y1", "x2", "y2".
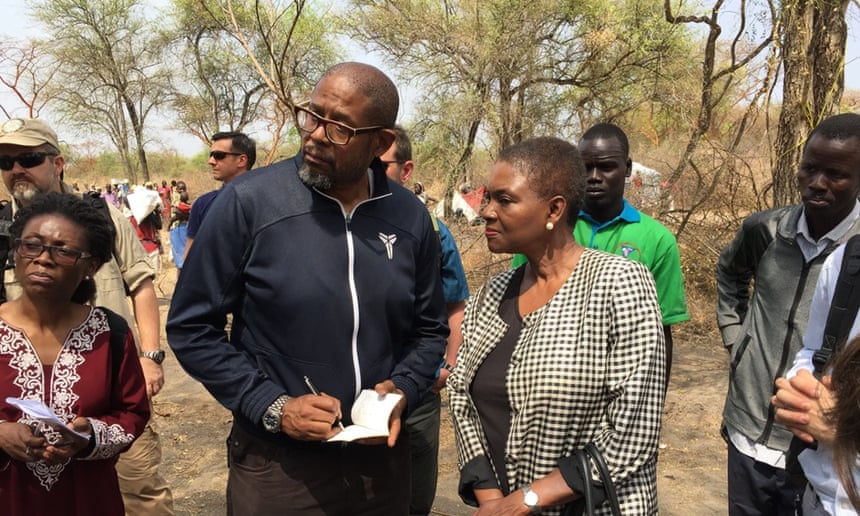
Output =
[{"x1": 616, "y1": 243, "x2": 640, "y2": 260}]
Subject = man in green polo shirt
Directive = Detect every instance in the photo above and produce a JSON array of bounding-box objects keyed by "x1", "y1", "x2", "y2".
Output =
[{"x1": 511, "y1": 123, "x2": 688, "y2": 380}]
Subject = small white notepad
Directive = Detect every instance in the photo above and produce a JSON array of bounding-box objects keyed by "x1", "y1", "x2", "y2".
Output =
[{"x1": 327, "y1": 390, "x2": 402, "y2": 443}]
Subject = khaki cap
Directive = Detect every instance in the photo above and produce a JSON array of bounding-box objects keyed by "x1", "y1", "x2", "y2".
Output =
[{"x1": 0, "y1": 118, "x2": 60, "y2": 150}]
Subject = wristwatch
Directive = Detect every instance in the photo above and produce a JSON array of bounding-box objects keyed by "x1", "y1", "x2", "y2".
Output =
[
  {"x1": 262, "y1": 395, "x2": 290, "y2": 433},
  {"x1": 522, "y1": 485, "x2": 541, "y2": 514},
  {"x1": 140, "y1": 350, "x2": 166, "y2": 364},
  {"x1": 442, "y1": 362, "x2": 455, "y2": 373}
]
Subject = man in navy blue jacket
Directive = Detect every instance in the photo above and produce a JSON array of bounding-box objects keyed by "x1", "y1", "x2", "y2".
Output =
[{"x1": 166, "y1": 62, "x2": 449, "y2": 515}]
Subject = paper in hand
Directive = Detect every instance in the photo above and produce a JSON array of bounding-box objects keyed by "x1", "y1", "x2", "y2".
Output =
[{"x1": 6, "y1": 397, "x2": 90, "y2": 442}]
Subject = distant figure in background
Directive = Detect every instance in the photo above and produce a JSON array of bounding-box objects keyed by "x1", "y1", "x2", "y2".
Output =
[
  {"x1": 126, "y1": 186, "x2": 163, "y2": 276},
  {"x1": 101, "y1": 183, "x2": 118, "y2": 208},
  {"x1": 184, "y1": 131, "x2": 255, "y2": 261},
  {"x1": 380, "y1": 125, "x2": 469, "y2": 515},
  {"x1": 167, "y1": 181, "x2": 189, "y2": 271},
  {"x1": 157, "y1": 180, "x2": 171, "y2": 225}
]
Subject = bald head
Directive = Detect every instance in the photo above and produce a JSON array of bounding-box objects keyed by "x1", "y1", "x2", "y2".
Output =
[{"x1": 318, "y1": 62, "x2": 399, "y2": 128}]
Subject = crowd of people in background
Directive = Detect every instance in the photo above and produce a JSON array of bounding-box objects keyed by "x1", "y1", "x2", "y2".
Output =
[{"x1": 0, "y1": 61, "x2": 859, "y2": 516}]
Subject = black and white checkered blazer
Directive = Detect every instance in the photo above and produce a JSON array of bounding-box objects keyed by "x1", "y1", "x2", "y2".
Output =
[{"x1": 450, "y1": 249, "x2": 666, "y2": 515}]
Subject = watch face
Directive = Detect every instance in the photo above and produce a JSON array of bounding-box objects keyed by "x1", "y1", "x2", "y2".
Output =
[
  {"x1": 524, "y1": 489, "x2": 539, "y2": 506},
  {"x1": 263, "y1": 412, "x2": 280, "y2": 432}
]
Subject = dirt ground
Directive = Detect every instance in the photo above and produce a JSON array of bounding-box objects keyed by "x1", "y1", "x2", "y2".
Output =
[{"x1": 152, "y1": 260, "x2": 729, "y2": 516}]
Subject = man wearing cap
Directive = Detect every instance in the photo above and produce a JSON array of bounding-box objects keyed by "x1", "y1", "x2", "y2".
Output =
[
  {"x1": 0, "y1": 118, "x2": 174, "y2": 515},
  {"x1": 183, "y1": 131, "x2": 255, "y2": 260}
]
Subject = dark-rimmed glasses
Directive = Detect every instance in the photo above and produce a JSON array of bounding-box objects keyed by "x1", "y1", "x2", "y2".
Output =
[
  {"x1": 209, "y1": 151, "x2": 243, "y2": 160},
  {"x1": 381, "y1": 160, "x2": 405, "y2": 167},
  {"x1": 294, "y1": 105, "x2": 384, "y2": 145},
  {"x1": 14, "y1": 239, "x2": 91, "y2": 266},
  {"x1": 0, "y1": 152, "x2": 57, "y2": 171}
]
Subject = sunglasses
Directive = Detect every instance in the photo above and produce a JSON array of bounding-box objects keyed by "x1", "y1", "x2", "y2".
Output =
[
  {"x1": 209, "y1": 151, "x2": 243, "y2": 160},
  {"x1": 0, "y1": 152, "x2": 57, "y2": 171}
]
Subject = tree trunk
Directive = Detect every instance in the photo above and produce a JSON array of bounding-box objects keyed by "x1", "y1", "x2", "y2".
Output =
[
  {"x1": 772, "y1": 0, "x2": 813, "y2": 207},
  {"x1": 810, "y1": 0, "x2": 848, "y2": 117}
]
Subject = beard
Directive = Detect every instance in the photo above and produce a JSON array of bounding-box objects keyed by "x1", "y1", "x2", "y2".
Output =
[
  {"x1": 11, "y1": 182, "x2": 40, "y2": 204},
  {"x1": 298, "y1": 163, "x2": 333, "y2": 191}
]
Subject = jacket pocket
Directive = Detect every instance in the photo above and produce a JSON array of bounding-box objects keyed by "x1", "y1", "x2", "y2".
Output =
[{"x1": 729, "y1": 334, "x2": 752, "y2": 372}]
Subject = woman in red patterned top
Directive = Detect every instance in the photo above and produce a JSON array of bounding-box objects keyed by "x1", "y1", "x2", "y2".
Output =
[{"x1": 0, "y1": 193, "x2": 149, "y2": 515}]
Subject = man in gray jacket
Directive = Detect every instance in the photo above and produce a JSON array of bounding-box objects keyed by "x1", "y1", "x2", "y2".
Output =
[{"x1": 717, "y1": 112, "x2": 860, "y2": 515}]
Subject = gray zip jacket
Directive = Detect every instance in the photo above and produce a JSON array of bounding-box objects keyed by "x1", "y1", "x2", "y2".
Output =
[{"x1": 717, "y1": 204, "x2": 860, "y2": 452}]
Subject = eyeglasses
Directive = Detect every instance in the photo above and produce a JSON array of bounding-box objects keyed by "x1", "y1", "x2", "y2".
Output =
[
  {"x1": 294, "y1": 105, "x2": 384, "y2": 145},
  {"x1": 14, "y1": 239, "x2": 91, "y2": 266},
  {"x1": 381, "y1": 160, "x2": 404, "y2": 167},
  {"x1": 0, "y1": 152, "x2": 57, "y2": 171},
  {"x1": 209, "y1": 151, "x2": 243, "y2": 160}
]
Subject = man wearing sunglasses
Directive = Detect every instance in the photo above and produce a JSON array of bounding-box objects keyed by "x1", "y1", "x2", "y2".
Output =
[
  {"x1": 183, "y1": 131, "x2": 256, "y2": 260},
  {"x1": 0, "y1": 118, "x2": 175, "y2": 516},
  {"x1": 167, "y1": 62, "x2": 448, "y2": 515}
]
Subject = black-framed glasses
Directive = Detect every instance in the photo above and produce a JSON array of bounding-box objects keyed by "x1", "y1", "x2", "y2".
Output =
[
  {"x1": 381, "y1": 160, "x2": 404, "y2": 167},
  {"x1": 0, "y1": 152, "x2": 57, "y2": 171},
  {"x1": 209, "y1": 150, "x2": 243, "y2": 160},
  {"x1": 294, "y1": 105, "x2": 385, "y2": 145},
  {"x1": 14, "y1": 239, "x2": 91, "y2": 266}
]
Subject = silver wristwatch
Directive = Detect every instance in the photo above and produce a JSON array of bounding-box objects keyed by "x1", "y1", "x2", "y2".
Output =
[
  {"x1": 139, "y1": 349, "x2": 166, "y2": 364},
  {"x1": 523, "y1": 485, "x2": 541, "y2": 514},
  {"x1": 262, "y1": 395, "x2": 290, "y2": 433}
]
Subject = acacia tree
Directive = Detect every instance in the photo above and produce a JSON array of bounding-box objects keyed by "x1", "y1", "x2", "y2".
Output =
[
  {"x1": 187, "y1": 0, "x2": 340, "y2": 155},
  {"x1": 167, "y1": 0, "x2": 272, "y2": 145},
  {"x1": 0, "y1": 40, "x2": 57, "y2": 119},
  {"x1": 33, "y1": 0, "x2": 169, "y2": 182},
  {"x1": 347, "y1": 0, "x2": 693, "y2": 203},
  {"x1": 662, "y1": 0, "x2": 777, "y2": 236}
]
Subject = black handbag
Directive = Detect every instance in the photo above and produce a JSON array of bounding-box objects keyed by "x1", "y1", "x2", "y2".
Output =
[{"x1": 575, "y1": 444, "x2": 622, "y2": 516}]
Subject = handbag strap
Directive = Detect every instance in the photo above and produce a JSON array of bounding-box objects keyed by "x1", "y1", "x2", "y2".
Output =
[
  {"x1": 577, "y1": 448, "x2": 595, "y2": 516},
  {"x1": 584, "y1": 444, "x2": 622, "y2": 516}
]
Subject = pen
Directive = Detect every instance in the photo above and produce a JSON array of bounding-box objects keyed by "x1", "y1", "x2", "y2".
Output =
[{"x1": 303, "y1": 375, "x2": 346, "y2": 431}]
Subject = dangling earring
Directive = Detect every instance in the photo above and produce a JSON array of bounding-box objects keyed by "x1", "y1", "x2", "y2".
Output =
[{"x1": 546, "y1": 222, "x2": 554, "y2": 231}]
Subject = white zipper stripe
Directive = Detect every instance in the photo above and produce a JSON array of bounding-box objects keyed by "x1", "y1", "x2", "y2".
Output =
[{"x1": 345, "y1": 217, "x2": 362, "y2": 397}]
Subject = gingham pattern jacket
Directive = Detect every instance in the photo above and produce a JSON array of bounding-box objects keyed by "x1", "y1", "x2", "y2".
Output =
[{"x1": 450, "y1": 249, "x2": 666, "y2": 515}]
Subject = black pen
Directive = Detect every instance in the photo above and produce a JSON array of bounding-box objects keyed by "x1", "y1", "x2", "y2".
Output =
[{"x1": 303, "y1": 375, "x2": 346, "y2": 430}]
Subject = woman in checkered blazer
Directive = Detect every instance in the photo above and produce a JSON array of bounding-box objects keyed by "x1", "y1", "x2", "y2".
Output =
[{"x1": 449, "y1": 137, "x2": 666, "y2": 515}]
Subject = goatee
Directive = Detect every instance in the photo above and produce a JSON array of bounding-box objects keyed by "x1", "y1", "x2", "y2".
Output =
[
  {"x1": 299, "y1": 163, "x2": 332, "y2": 190},
  {"x1": 12, "y1": 183, "x2": 38, "y2": 204}
]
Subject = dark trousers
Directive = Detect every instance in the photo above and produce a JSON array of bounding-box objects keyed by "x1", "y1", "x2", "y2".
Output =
[
  {"x1": 404, "y1": 392, "x2": 441, "y2": 516},
  {"x1": 226, "y1": 423, "x2": 411, "y2": 516},
  {"x1": 727, "y1": 441, "x2": 804, "y2": 516}
]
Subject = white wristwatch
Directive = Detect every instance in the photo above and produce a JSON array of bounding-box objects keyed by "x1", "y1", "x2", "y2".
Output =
[{"x1": 523, "y1": 485, "x2": 541, "y2": 514}]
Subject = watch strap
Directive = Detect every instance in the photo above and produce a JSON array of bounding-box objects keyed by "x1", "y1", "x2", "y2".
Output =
[
  {"x1": 262, "y1": 394, "x2": 290, "y2": 432},
  {"x1": 140, "y1": 350, "x2": 165, "y2": 364}
]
